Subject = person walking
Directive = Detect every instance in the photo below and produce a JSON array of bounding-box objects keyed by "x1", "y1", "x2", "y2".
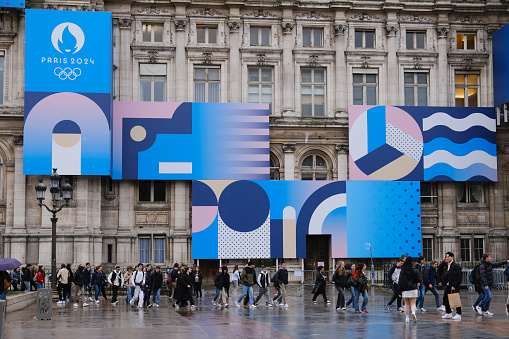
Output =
[
  {"x1": 352, "y1": 263, "x2": 369, "y2": 314},
  {"x1": 415, "y1": 256, "x2": 427, "y2": 312},
  {"x1": 130, "y1": 263, "x2": 146, "y2": 308},
  {"x1": 152, "y1": 266, "x2": 163, "y2": 307},
  {"x1": 22, "y1": 264, "x2": 32, "y2": 292},
  {"x1": 144, "y1": 264, "x2": 153, "y2": 308},
  {"x1": 72, "y1": 265, "x2": 88, "y2": 307},
  {"x1": 108, "y1": 266, "x2": 123, "y2": 306},
  {"x1": 441, "y1": 252, "x2": 462, "y2": 321},
  {"x1": 312, "y1": 266, "x2": 330, "y2": 304},
  {"x1": 476, "y1": 253, "x2": 509, "y2": 316},
  {"x1": 345, "y1": 263, "x2": 356, "y2": 308},
  {"x1": 231, "y1": 265, "x2": 240, "y2": 299},
  {"x1": 84, "y1": 263, "x2": 92, "y2": 301},
  {"x1": 212, "y1": 267, "x2": 228, "y2": 307},
  {"x1": 387, "y1": 258, "x2": 404, "y2": 312},
  {"x1": 332, "y1": 261, "x2": 347, "y2": 311},
  {"x1": 193, "y1": 266, "x2": 203, "y2": 299},
  {"x1": 254, "y1": 266, "x2": 272, "y2": 307},
  {"x1": 56, "y1": 263, "x2": 70, "y2": 304},
  {"x1": 10, "y1": 268, "x2": 20, "y2": 291},
  {"x1": 425, "y1": 260, "x2": 443, "y2": 311},
  {"x1": 124, "y1": 266, "x2": 134, "y2": 304},
  {"x1": 235, "y1": 262, "x2": 256, "y2": 308},
  {"x1": 273, "y1": 262, "x2": 289, "y2": 308},
  {"x1": 471, "y1": 261, "x2": 485, "y2": 314},
  {"x1": 35, "y1": 266, "x2": 45, "y2": 289},
  {"x1": 183, "y1": 266, "x2": 196, "y2": 310},
  {"x1": 398, "y1": 257, "x2": 422, "y2": 323},
  {"x1": 91, "y1": 265, "x2": 107, "y2": 304},
  {"x1": 169, "y1": 263, "x2": 179, "y2": 299}
]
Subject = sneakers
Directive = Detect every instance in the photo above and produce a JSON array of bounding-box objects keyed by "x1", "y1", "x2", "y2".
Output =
[
  {"x1": 175, "y1": 304, "x2": 179, "y2": 310},
  {"x1": 397, "y1": 307, "x2": 405, "y2": 313},
  {"x1": 283, "y1": 304, "x2": 289, "y2": 308},
  {"x1": 411, "y1": 313, "x2": 417, "y2": 323},
  {"x1": 442, "y1": 313, "x2": 453, "y2": 319},
  {"x1": 326, "y1": 300, "x2": 331, "y2": 304},
  {"x1": 147, "y1": 304, "x2": 153, "y2": 308},
  {"x1": 249, "y1": 304, "x2": 257, "y2": 309},
  {"x1": 405, "y1": 316, "x2": 410, "y2": 323},
  {"x1": 191, "y1": 305, "x2": 196, "y2": 310},
  {"x1": 212, "y1": 300, "x2": 217, "y2": 306},
  {"x1": 341, "y1": 307, "x2": 346, "y2": 311},
  {"x1": 472, "y1": 305, "x2": 477, "y2": 312},
  {"x1": 355, "y1": 311, "x2": 361, "y2": 314},
  {"x1": 362, "y1": 309, "x2": 368, "y2": 313},
  {"x1": 484, "y1": 311, "x2": 494, "y2": 316},
  {"x1": 452, "y1": 314, "x2": 461, "y2": 321},
  {"x1": 155, "y1": 304, "x2": 159, "y2": 307},
  {"x1": 313, "y1": 300, "x2": 317, "y2": 304},
  {"x1": 267, "y1": 303, "x2": 273, "y2": 307},
  {"x1": 94, "y1": 300, "x2": 99, "y2": 304},
  {"x1": 73, "y1": 303, "x2": 79, "y2": 307},
  {"x1": 235, "y1": 301, "x2": 241, "y2": 308},
  {"x1": 420, "y1": 308, "x2": 427, "y2": 312},
  {"x1": 438, "y1": 305, "x2": 446, "y2": 312},
  {"x1": 224, "y1": 303, "x2": 228, "y2": 308},
  {"x1": 83, "y1": 303, "x2": 89, "y2": 307},
  {"x1": 111, "y1": 301, "x2": 118, "y2": 306},
  {"x1": 476, "y1": 306, "x2": 483, "y2": 315},
  {"x1": 387, "y1": 305, "x2": 392, "y2": 311}
]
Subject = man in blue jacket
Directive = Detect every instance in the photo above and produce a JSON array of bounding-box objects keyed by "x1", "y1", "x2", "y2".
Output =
[{"x1": 425, "y1": 260, "x2": 443, "y2": 311}]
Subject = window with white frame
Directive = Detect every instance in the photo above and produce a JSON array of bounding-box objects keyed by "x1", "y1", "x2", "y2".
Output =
[
  {"x1": 422, "y1": 236, "x2": 433, "y2": 261},
  {"x1": 404, "y1": 72, "x2": 428, "y2": 106},
  {"x1": 154, "y1": 238, "x2": 165, "y2": 264},
  {"x1": 457, "y1": 182, "x2": 483, "y2": 204},
  {"x1": 142, "y1": 23, "x2": 164, "y2": 43},
  {"x1": 455, "y1": 73, "x2": 479, "y2": 107},
  {"x1": 194, "y1": 66, "x2": 220, "y2": 102},
  {"x1": 197, "y1": 25, "x2": 217, "y2": 44},
  {"x1": 301, "y1": 154, "x2": 328, "y2": 180},
  {"x1": 406, "y1": 31, "x2": 425, "y2": 50},
  {"x1": 0, "y1": 55, "x2": 4, "y2": 105},
  {"x1": 139, "y1": 238, "x2": 150, "y2": 263},
  {"x1": 250, "y1": 27, "x2": 270, "y2": 46},
  {"x1": 420, "y1": 182, "x2": 437, "y2": 205},
  {"x1": 355, "y1": 30, "x2": 375, "y2": 48},
  {"x1": 140, "y1": 64, "x2": 166, "y2": 102},
  {"x1": 248, "y1": 67, "x2": 273, "y2": 114},
  {"x1": 303, "y1": 28, "x2": 323, "y2": 47},
  {"x1": 301, "y1": 68, "x2": 325, "y2": 117},
  {"x1": 460, "y1": 237, "x2": 471, "y2": 262},
  {"x1": 473, "y1": 236, "x2": 484, "y2": 262},
  {"x1": 457, "y1": 33, "x2": 476, "y2": 51},
  {"x1": 138, "y1": 180, "x2": 166, "y2": 202},
  {"x1": 353, "y1": 73, "x2": 377, "y2": 105}
]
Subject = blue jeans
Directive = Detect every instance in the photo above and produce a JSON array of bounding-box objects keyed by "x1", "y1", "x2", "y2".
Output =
[
  {"x1": 94, "y1": 284, "x2": 100, "y2": 301},
  {"x1": 236, "y1": 285, "x2": 254, "y2": 305},
  {"x1": 0, "y1": 290, "x2": 7, "y2": 300},
  {"x1": 473, "y1": 288, "x2": 485, "y2": 308},
  {"x1": 353, "y1": 288, "x2": 368, "y2": 312},
  {"x1": 24, "y1": 281, "x2": 30, "y2": 292},
  {"x1": 152, "y1": 288, "x2": 161, "y2": 304},
  {"x1": 416, "y1": 284, "x2": 426, "y2": 308},
  {"x1": 479, "y1": 286, "x2": 492, "y2": 312},
  {"x1": 213, "y1": 287, "x2": 221, "y2": 301},
  {"x1": 346, "y1": 286, "x2": 355, "y2": 307},
  {"x1": 426, "y1": 286, "x2": 441, "y2": 308},
  {"x1": 37, "y1": 283, "x2": 44, "y2": 289},
  {"x1": 85, "y1": 283, "x2": 92, "y2": 298},
  {"x1": 126, "y1": 286, "x2": 133, "y2": 303}
]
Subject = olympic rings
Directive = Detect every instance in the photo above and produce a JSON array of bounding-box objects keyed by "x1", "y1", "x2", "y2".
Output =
[{"x1": 54, "y1": 67, "x2": 82, "y2": 80}]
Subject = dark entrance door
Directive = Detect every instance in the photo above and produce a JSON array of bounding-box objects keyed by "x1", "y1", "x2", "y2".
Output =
[{"x1": 304, "y1": 235, "x2": 330, "y2": 282}]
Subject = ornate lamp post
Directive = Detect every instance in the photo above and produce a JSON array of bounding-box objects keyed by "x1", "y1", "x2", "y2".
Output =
[{"x1": 35, "y1": 168, "x2": 73, "y2": 290}]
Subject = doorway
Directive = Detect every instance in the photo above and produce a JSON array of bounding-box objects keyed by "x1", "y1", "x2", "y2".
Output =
[{"x1": 304, "y1": 234, "x2": 330, "y2": 282}]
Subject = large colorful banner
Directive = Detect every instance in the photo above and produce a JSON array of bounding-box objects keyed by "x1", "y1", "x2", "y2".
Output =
[
  {"x1": 493, "y1": 24, "x2": 509, "y2": 107},
  {"x1": 0, "y1": 0, "x2": 24, "y2": 8},
  {"x1": 112, "y1": 102, "x2": 270, "y2": 180},
  {"x1": 349, "y1": 106, "x2": 497, "y2": 182},
  {"x1": 192, "y1": 180, "x2": 422, "y2": 259},
  {"x1": 24, "y1": 9, "x2": 112, "y2": 175}
]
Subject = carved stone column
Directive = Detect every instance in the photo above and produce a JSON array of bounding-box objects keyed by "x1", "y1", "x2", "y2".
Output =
[
  {"x1": 336, "y1": 144, "x2": 349, "y2": 181},
  {"x1": 334, "y1": 22, "x2": 347, "y2": 114},
  {"x1": 228, "y1": 20, "x2": 242, "y2": 103},
  {"x1": 283, "y1": 143, "x2": 296, "y2": 180},
  {"x1": 281, "y1": 11, "x2": 295, "y2": 115},
  {"x1": 175, "y1": 16, "x2": 188, "y2": 101},
  {"x1": 119, "y1": 18, "x2": 132, "y2": 101},
  {"x1": 436, "y1": 25, "x2": 450, "y2": 106},
  {"x1": 12, "y1": 135, "x2": 26, "y2": 234},
  {"x1": 386, "y1": 23, "x2": 399, "y2": 105}
]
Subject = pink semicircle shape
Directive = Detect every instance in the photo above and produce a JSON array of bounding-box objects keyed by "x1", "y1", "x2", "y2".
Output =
[
  {"x1": 192, "y1": 206, "x2": 218, "y2": 233},
  {"x1": 385, "y1": 106, "x2": 423, "y2": 143}
]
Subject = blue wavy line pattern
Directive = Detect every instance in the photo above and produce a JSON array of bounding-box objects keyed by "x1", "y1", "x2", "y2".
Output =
[
  {"x1": 423, "y1": 126, "x2": 496, "y2": 143},
  {"x1": 424, "y1": 163, "x2": 497, "y2": 181},
  {"x1": 423, "y1": 138, "x2": 496, "y2": 157}
]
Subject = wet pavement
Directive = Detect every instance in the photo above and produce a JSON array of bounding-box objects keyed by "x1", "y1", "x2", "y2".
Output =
[{"x1": 4, "y1": 285, "x2": 509, "y2": 338}]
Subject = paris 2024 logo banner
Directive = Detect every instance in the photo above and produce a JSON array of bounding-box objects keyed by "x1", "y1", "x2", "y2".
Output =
[{"x1": 24, "y1": 9, "x2": 112, "y2": 176}]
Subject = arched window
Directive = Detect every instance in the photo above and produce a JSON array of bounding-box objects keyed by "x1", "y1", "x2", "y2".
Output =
[
  {"x1": 270, "y1": 155, "x2": 280, "y2": 180},
  {"x1": 301, "y1": 154, "x2": 328, "y2": 180},
  {"x1": 0, "y1": 156, "x2": 2, "y2": 199}
]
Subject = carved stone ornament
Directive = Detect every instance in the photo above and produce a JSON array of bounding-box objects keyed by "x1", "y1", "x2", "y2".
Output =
[
  {"x1": 136, "y1": 7, "x2": 170, "y2": 15},
  {"x1": 309, "y1": 55, "x2": 319, "y2": 68},
  {"x1": 463, "y1": 57, "x2": 473, "y2": 70},
  {"x1": 43, "y1": 4, "x2": 58, "y2": 10},
  {"x1": 350, "y1": 13, "x2": 380, "y2": 21},
  {"x1": 413, "y1": 57, "x2": 422, "y2": 70},
  {"x1": 297, "y1": 11, "x2": 330, "y2": 19},
  {"x1": 228, "y1": 21, "x2": 241, "y2": 32},
  {"x1": 119, "y1": 18, "x2": 132, "y2": 29},
  {"x1": 436, "y1": 26, "x2": 449, "y2": 39},
  {"x1": 452, "y1": 15, "x2": 483, "y2": 24},
  {"x1": 257, "y1": 53, "x2": 266, "y2": 66},
  {"x1": 335, "y1": 144, "x2": 349, "y2": 154},
  {"x1": 282, "y1": 144, "x2": 296, "y2": 153},
  {"x1": 487, "y1": 27, "x2": 498, "y2": 39},
  {"x1": 281, "y1": 22, "x2": 294, "y2": 34},
  {"x1": 13, "y1": 135, "x2": 23, "y2": 145},
  {"x1": 361, "y1": 56, "x2": 370, "y2": 68},
  {"x1": 334, "y1": 24, "x2": 347, "y2": 36},
  {"x1": 203, "y1": 52, "x2": 212, "y2": 64},
  {"x1": 193, "y1": 8, "x2": 223, "y2": 16},
  {"x1": 400, "y1": 14, "x2": 432, "y2": 23},
  {"x1": 245, "y1": 9, "x2": 273, "y2": 18},
  {"x1": 175, "y1": 20, "x2": 187, "y2": 31},
  {"x1": 148, "y1": 51, "x2": 158, "y2": 63},
  {"x1": 386, "y1": 24, "x2": 398, "y2": 37}
]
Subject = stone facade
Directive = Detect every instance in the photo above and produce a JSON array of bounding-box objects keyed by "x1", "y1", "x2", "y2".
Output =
[{"x1": 1, "y1": 0, "x2": 509, "y2": 272}]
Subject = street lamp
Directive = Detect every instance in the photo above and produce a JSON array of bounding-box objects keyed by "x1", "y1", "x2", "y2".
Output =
[{"x1": 35, "y1": 168, "x2": 73, "y2": 290}]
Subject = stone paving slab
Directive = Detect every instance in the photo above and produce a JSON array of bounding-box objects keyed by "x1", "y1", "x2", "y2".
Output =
[{"x1": 3, "y1": 285, "x2": 509, "y2": 338}]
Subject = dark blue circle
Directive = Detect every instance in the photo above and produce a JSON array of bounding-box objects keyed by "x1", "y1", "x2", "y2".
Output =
[{"x1": 219, "y1": 181, "x2": 269, "y2": 232}]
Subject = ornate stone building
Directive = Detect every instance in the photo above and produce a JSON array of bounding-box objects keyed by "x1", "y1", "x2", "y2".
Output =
[{"x1": 0, "y1": 0, "x2": 508, "y2": 275}]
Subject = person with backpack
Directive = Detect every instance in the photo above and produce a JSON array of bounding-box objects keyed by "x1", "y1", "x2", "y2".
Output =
[
  {"x1": 332, "y1": 261, "x2": 347, "y2": 311},
  {"x1": 352, "y1": 263, "x2": 369, "y2": 314},
  {"x1": 254, "y1": 266, "x2": 273, "y2": 307},
  {"x1": 415, "y1": 256, "x2": 427, "y2": 312},
  {"x1": 10, "y1": 268, "x2": 20, "y2": 291},
  {"x1": 312, "y1": 266, "x2": 330, "y2": 304},
  {"x1": 386, "y1": 258, "x2": 404, "y2": 312},
  {"x1": 345, "y1": 263, "x2": 356, "y2": 308},
  {"x1": 470, "y1": 261, "x2": 484, "y2": 314},
  {"x1": 273, "y1": 262, "x2": 289, "y2": 308},
  {"x1": 21, "y1": 264, "x2": 32, "y2": 292},
  {"x1": 108, "y1": 266, "x2": 123, "y2": 306},
  {"x1": 476, "y1": 253, "x2": 509, "y2": 316},
  {"x1": 130, "y1": 263, "x2": 146, "y2": 308},
  {"x1": 235, "y1": 262, "x2": 256, "y2": 309},
  {"x1": 212, "y1": 267, "x2": 226, "y2": 307},
  {"x1": 72, "y1": 265, "x2": 88, "y2": 307},
  {"x1": 169, "y1": 263, "x2": 179, "y2": 299},
  {"x1": 425, "y1": 260, "x2": 443, "y2": 311},
  {"x1": 398, "y1": 257, "x2": 422, "y2": 323}
]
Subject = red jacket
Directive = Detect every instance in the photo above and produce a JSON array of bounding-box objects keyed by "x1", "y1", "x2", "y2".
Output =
[{"x1": 35, "y1": 271, "x2": 44, "y2": 284}]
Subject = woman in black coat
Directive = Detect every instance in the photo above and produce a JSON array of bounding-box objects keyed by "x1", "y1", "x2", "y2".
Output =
[
  {"x1": 333, "y1": 261, "x2": 347, "y2": 310},
  {"x1": 312, "y1": 266, "x2": 329, "y2": 304},
  {"x1": 398, "y1": 257, "x2": 422, "y2": 323}
]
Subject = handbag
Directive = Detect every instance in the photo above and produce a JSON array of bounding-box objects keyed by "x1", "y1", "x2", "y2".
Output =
[{"x1": 447, "y1": 291, "x2": 462, "y2": 308}]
